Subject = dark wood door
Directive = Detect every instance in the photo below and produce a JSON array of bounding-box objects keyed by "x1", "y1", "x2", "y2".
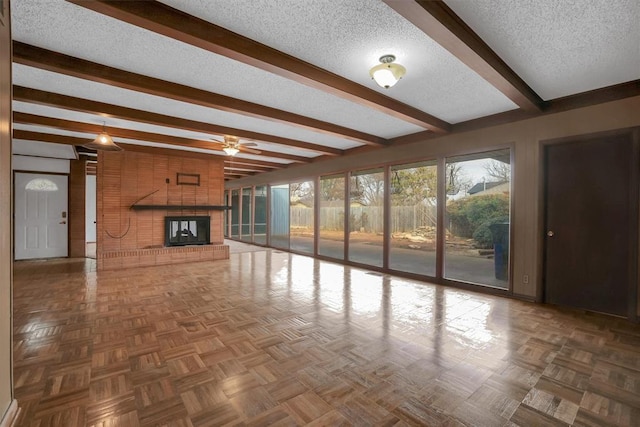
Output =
[{"x1": 544, "y1": 133, "x2": 637, "y2": 317}]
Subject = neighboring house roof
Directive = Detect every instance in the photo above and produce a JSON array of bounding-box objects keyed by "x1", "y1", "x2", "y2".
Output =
[
  {"x1": 468, "y1": 181, "x2": 509, "y2": 195},
  {"x1": 468, "y1": 181, "x2": 510, "y2": 196}
]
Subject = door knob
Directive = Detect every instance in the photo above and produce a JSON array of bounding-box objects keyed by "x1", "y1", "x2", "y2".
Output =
[
  {"x1": 547, "y1": 230, "x2": 554, "y2": 237},
  {"x1": 59, "y1": 221, "x2": 67, "y2": 224}
]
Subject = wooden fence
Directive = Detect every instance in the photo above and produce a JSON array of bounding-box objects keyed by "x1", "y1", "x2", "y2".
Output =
[{"x1": 290, "y1": 203, "x2": 437, "y2": 233}]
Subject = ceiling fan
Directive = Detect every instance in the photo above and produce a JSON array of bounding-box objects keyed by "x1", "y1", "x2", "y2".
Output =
[{"x1": 210, "y1": 135, "x2": 261, "y2": 156}]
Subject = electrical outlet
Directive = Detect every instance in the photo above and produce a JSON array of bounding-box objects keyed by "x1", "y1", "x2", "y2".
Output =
[{"x1": 523, "y1": 274, "x2": 529, "y2": 284}]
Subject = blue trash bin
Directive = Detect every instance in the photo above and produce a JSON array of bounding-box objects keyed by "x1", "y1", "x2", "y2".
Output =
[{"x1": 489, "y1": 223, "x2": 509, "y2": 280}]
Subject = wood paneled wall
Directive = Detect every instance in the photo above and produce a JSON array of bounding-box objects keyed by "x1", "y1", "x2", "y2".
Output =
[
  {"x1": 68, "y1": 159, "x2": 86, "y2": 258},
  {"x1": 0, "y1": 0, "x2": 16, "y2": 425}
]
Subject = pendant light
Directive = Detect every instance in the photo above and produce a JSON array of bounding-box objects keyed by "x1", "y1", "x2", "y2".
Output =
[{"x1": 84, "y1": 123, "x2": 123, "y2": 151}]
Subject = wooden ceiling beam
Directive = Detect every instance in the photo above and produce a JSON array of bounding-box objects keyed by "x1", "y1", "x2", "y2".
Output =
[
  {"x1": 13, "y1": 129, "x2": 86, "y2": 146},
  {"x1": 67, "y1": 0, "x2": 451, "y2": 134},
  {"x1": 224, "y1": 158, "x2": 285, "y2": 170},
  {"x1": 225, "y1": 174, "x2": 245, "y2": 180},
  {"x1": 14, "y1": 129, "x2": 233, "y2": 162},
  {"x1": 13, "y1": 112, "x2": 311, "y2": 163},
  {"x1": 224, "y1": 170, "x2": 253, "y2": 177},
  {"x1": 13, "y1": 41, "x2": 387, "y2": 146},
  {"x1": 13, "y1": 86, "x2": 344, "y2": 156},
  {"x1": 225, "y1": 164, "x2": 273, "y2": 173},
  {"x1": 384, "y1": 0, "x2": 544, "y2": 112}
]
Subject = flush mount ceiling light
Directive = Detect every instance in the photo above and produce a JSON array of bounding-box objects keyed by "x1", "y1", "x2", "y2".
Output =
[
  {"x1": 369, "y1": 54, "x2": 406, "y2": 89},
  {"x1": 84, "y1": 123, "x2": 123, "y2": 151}
]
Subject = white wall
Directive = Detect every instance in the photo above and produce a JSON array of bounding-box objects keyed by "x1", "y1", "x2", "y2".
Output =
[
  {"x1": 12, "y1": 155, "x2": 70, "y2": 174},
  {"x1": 85, "y1": 175, "x2": 96, "y2": 242}
]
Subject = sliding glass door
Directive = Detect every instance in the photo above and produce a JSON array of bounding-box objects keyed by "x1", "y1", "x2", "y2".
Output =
[
  {"x1": 230, "y1": 189, "x2": 240, "y2": 239},
  {"x1": 240, "y1": 187, "x2": 252, "y2": 242},
  {"x1": 254, "y1": 185, "x2": 267, "y2": 245},
  {"x1": 223, "y1": 190, "x2": 229, "y2": 238}
]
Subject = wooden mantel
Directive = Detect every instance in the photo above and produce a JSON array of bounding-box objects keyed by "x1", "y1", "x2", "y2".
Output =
[{"x1": 130, "y1": 205, "x2": 230, "y2": 211}]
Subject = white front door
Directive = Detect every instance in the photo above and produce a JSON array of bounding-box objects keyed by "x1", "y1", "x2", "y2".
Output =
[{"x1": 15, "y1": 172, "x2": 68, "y2": 260}]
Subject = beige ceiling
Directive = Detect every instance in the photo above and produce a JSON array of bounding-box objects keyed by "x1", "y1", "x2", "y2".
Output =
[{"x1": 10, "y1": 0, "x2": 640, "y2": 180}]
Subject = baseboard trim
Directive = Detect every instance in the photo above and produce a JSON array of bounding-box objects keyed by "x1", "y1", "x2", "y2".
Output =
[{"x1": 0, "y1": 400, "x2": 20, "y2": 427}]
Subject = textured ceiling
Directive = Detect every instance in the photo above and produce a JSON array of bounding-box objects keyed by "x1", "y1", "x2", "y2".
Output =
[
  {"x1": 9, "y1": 0, "x2": 639, "y2": 180},
  {"x1": 445, "y1": 0, "x2": 640, "y2": 100},
  {"x1": 158, "y1": 0, "x2": 518, "y2": 123}
]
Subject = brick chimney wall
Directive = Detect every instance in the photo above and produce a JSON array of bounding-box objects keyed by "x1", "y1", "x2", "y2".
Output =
[{"x1": 96, "y1": 149, "x2": 228, "y2": 270}]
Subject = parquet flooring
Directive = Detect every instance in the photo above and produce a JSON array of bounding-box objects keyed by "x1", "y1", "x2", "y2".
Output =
[{"x1": 12, "y1": 249, "x2": 640, "y2": 426}]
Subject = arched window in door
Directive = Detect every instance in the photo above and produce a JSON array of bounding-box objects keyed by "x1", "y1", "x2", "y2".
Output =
[{"x1": 25, "y1": 178, "x2": 59, "y2": 192}]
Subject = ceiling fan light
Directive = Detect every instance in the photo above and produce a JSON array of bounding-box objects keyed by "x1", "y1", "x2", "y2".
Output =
[
  {"x1": 84, "y1": 131, "x2": 123, "y2": 151},
  {"x1": 223, "y1": 146, "x2": 239, "y2": 156},
  {"x1": 370, "y1": 55, "x2": 406, "y2": 89}
]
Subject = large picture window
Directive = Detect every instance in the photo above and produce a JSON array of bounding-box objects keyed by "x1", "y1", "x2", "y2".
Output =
[
  {"x1": 290, "y1": 180, "x2": 314, "y2": 254},
  {"x1": 227, "y1": 147, "x2": 511, "y2": 291},
  {"x1": 319, "y1": 174, "x2": 345, "y2": 260},
  {"x1": 445, "y1": 149, "x2": 511, "y2": 289},
  {"x1": 348, "y1": 168, "x2": 384, "y2": 267},
  {"x1": 389, "y1": 161, "x2": 438, "y2": 277}
]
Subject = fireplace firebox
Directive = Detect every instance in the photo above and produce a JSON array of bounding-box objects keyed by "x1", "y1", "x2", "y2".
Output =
[{"x1": 165, "y1": 216, "x2": 210, "y2": 246}]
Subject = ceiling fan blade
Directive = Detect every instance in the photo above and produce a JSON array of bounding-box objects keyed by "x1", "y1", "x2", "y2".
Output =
[
  {"x1": 241, "y1": 142, "x2": 258, "y2": 147},
  {"x1": 241, "y1": 147, "x2": 261, "y2": 154}
]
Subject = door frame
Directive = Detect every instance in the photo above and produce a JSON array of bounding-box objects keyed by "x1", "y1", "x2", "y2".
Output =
[
  {"x1": 538, "y1": 127, "x2": 640, "y2": 321},
  {"x1": 12, "y1": 170, "x2": 71, "y2": 260}
]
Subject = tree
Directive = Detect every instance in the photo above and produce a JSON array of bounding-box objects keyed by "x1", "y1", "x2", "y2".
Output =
[
  {"x1": 446, "y1": 163, "x2": 472, "y2": 196},
  {"x1": 290, "y1": 181, "x2": 313, "y2": 201},
  {"x1": 320, "y1": 176, "x2": 345, "y2": 201},
  {"x1": 352, "y1": 172, "x2": 384, "y2": 206},
  {"x1": 484, "y1": 160, "x2": 511, "y2": 182},
  {"x1": 390, "y1": 166, "x2": 437, "y2": 205},
  {"x1": 389, "y1": 163, "x2": 471, "y2": 205}
]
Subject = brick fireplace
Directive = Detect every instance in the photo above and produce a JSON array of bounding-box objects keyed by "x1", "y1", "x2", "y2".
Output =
[
  {"x1": 165, "y1": 216, "x2": 210, "y2": 246},
  {"x1": 96, "y1": 149, "x2": 229, "y2": 270}
]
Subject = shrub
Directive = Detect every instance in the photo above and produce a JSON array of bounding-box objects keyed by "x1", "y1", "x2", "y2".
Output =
[{"x1": 447, "y1": 195, "x2": 509, "y2": 245}]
